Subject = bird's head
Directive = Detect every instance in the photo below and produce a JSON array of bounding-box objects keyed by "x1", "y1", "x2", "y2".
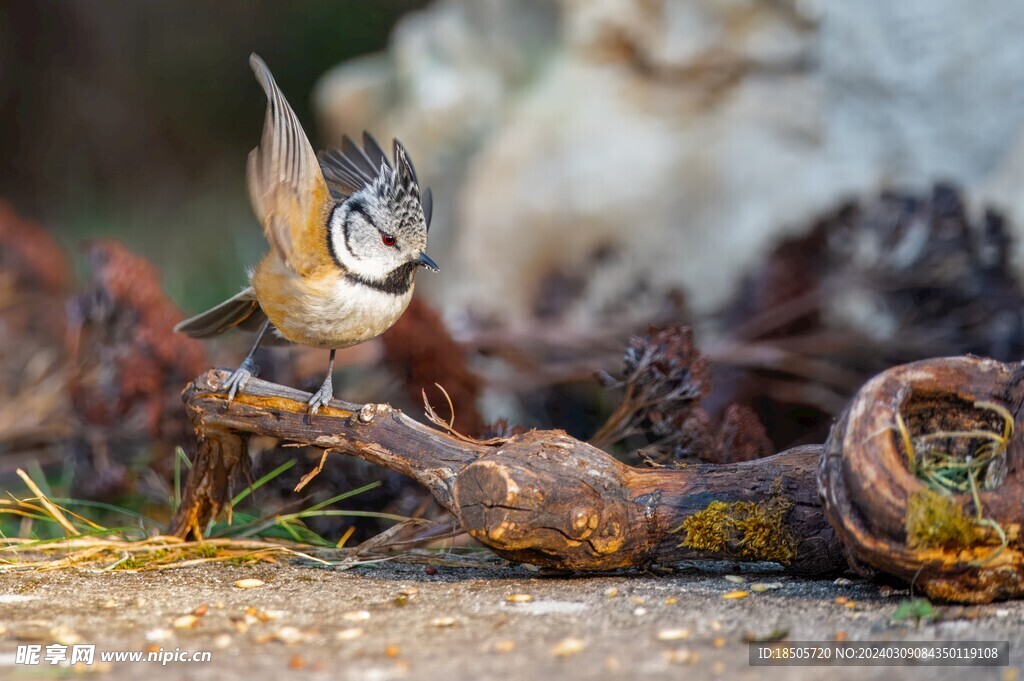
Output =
[{"x1": 328, "y1": 140, "x2": 437, "y2": 292}]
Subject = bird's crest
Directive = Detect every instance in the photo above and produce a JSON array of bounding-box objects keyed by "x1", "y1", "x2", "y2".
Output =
[{"x1": 319, "y1": 134, "x2": 433, "y2": 232}]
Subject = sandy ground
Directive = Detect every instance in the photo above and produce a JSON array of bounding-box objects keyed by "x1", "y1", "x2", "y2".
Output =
[{"x1": 0, "y1": 560, "x2": 1021, "y2": 681}]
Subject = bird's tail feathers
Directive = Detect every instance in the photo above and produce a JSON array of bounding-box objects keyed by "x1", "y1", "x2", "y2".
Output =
[{"x1": 174, "y1": 287, "x2": 262, "y2": 338}]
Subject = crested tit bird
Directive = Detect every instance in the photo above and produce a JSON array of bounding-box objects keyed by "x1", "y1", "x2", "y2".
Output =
[{"x1": 175, "y1": 54, "x2": 438, "y2": 413}]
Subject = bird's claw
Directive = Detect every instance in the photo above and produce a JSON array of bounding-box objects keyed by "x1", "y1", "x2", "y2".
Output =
[
  {"x1": 221, "y1": 358, "x2": 257, "y2": 401},
  {"x1": 307, "y1": 375, "x2": 334, "y2": 414}
]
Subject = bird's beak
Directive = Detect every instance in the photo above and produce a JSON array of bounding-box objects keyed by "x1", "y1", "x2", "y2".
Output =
[{"x1": 418, "y1": 252, "x2": 439, "y2": 272}]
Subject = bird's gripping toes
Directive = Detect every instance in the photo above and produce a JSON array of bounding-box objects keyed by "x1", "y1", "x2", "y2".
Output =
[{"x1": 175, "y1": 54, "x2": 438, "y2": 413}]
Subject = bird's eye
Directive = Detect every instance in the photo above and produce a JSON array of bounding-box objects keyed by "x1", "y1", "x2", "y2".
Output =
[{"x1": 382, "y1": 234, "x2": 396, "y2": 247}]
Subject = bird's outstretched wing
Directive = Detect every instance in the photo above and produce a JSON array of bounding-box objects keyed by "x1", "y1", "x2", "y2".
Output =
[{"x1": 246, "y1": 53, "x2": 334, "y2": 277}]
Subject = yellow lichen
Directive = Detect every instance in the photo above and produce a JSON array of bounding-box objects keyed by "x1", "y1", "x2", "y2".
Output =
[{"x1": 675, "y1": 496, "x2": 796, "y2": 564}]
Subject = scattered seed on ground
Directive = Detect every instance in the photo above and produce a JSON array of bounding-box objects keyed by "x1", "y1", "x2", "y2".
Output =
[
  {"x1": 342, "y1": 610, "x2": 371, "y2": 622},
  {"x1": 245, "y1": 607, "x2": 274, "y2": 623},
  {"x1": 273, "y1": 627, "x2": 308, "y2": 644},
  {"x1": 550, "y1": 637, "x2": 587, "y2": 657},
  {"x1": 750, "y1": 582, "x2": 782, "y2": 592},
  {"x1": 657, "y1": 628, "x2": 690, "y2": 641},
  {"x1": 234, "y1": 579, "x2": 264, "y2": 589},
  {"x1": 173, "y1": 615, "x2": 199, "y2": 629},
  {"x1": 492, "y1": 640, "x2": 515, "y2": 654},
  {"x1": 336, "y1": 628, "x2": 364, "y2": 641},
  {"x1": 431, "y1": 617, "x2": 457, "y2": 627},
  {"x1": 663, "y1": 648, "x2": 698, "y2": 664}
]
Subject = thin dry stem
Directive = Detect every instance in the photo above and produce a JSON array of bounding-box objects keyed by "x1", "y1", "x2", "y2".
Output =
[
  {"x1": 421, "y1": 385, "x2": 509, "y2": 446},
  {"x1": 15, "y1": 468, "x2": 79, "y2": 536}
]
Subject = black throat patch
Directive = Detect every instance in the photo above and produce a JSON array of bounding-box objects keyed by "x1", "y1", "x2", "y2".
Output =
[{"x1": 345, "y1": 261, "x2": 417, "y2": 296}]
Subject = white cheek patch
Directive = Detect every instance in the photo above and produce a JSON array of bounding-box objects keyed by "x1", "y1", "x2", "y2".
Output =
[
  {"x1": 356, "y1": 252, "x2": 400, "y2": 280},
  {"x1": 328, "y1": 204, "x2": 405, "y2": 281}
]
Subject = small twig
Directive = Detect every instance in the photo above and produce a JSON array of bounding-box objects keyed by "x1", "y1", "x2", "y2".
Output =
[
  {"x1": 294, "y1": 448, "x2": 335, "y2": 493},
  {"x1": 637, "y1": 450, "x2": 667, "y2": 469},
  {"x1": 435, "y1": 382, "x2": 456, "y2": 431},
  {"x1": 422, "y1": 385, "x2": 509, "y2": 447}
]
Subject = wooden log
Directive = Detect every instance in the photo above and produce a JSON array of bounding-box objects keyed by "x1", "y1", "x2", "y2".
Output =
[
  {"x1": 820, "y1": 356, "x2": 1024, "y2": 603},
  {"x1": 170, "y1": 370, "x2": 846, "y2": 575}
]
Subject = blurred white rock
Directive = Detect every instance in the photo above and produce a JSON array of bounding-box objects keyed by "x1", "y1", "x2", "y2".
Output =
[{"x1": 316, "y1": 0, "x2": 1024, "y2": 330}]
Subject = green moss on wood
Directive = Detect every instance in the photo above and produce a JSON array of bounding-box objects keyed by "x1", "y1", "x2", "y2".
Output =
[
  {"x1": 678, "y1": 501, "x2": 732, "y2": 554},
  {"x1": 905, "y1": 489, "x2": 978, "y2": 550}
]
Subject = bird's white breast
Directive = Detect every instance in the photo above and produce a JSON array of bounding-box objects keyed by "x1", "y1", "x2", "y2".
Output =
[
  {"x1": 298, "y1": 276, "x2": 413, "y2": 348},
  {"x1": 253, "y1": 255, "x2": 414, "y2": 349}
]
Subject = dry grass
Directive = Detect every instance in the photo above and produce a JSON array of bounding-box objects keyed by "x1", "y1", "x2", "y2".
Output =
[
  {"x1": 0, "y1": 463, "x2": 499, "y2": 573},
  {"x1": 1, "y1": 463, "x2": 340, "y2": 572}
]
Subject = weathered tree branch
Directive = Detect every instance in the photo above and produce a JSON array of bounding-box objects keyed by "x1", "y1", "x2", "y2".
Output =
[
  {"x1": 171, "y1": 370, "x2": 846, "y2": 576},
  {"x1": 170, "y1": 370, "x2": 482, "y2": 536}
]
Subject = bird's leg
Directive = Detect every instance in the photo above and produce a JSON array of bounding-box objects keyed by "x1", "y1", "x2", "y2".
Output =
[
  {"x1": 307, "y1": 349, "x2": 336, "y2": 414},
  {"x1": 222, "y1": 318, "x2": 271, "y2": 400}
]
